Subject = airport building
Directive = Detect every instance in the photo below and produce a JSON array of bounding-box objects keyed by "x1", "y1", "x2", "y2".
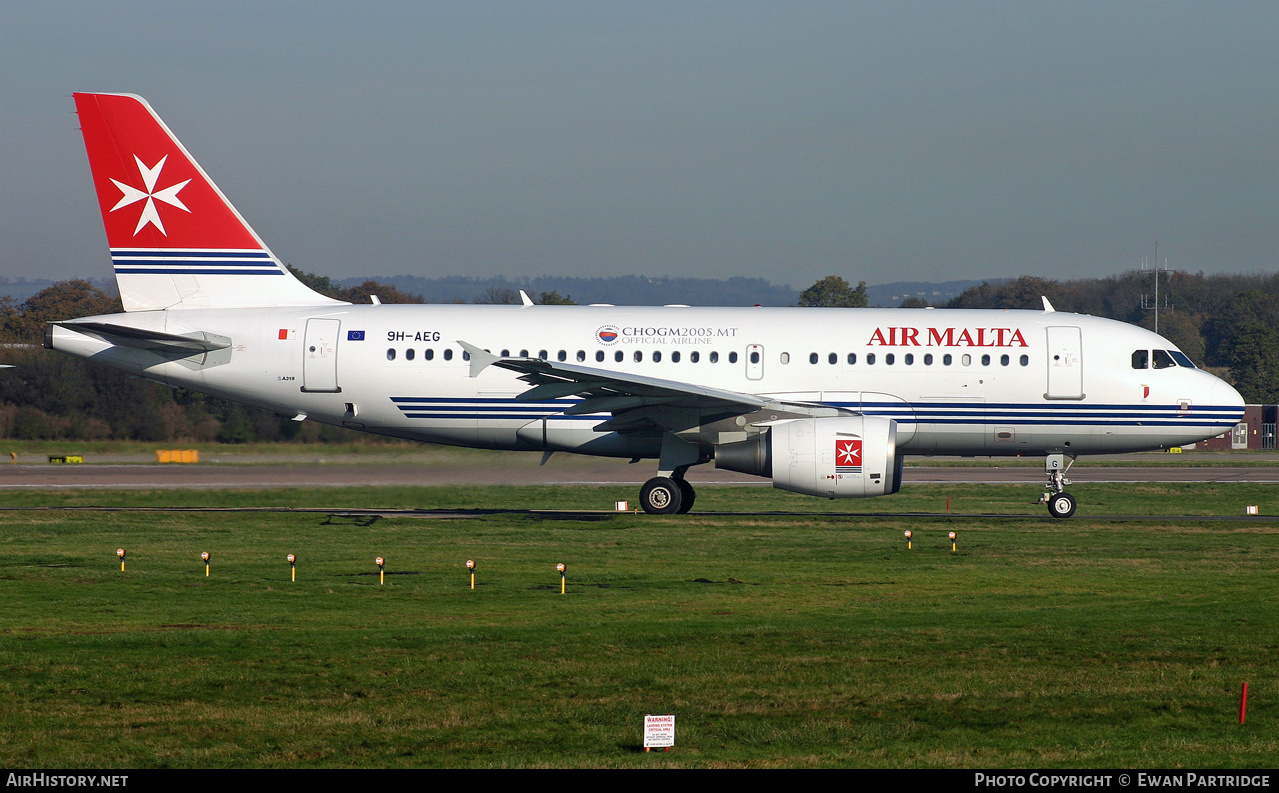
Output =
[{"x1": 1195, "y1": 405, "x2": 1277, "y2": 451}]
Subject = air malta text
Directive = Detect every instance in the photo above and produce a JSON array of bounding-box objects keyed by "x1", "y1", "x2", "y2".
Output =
[{"x1": 868, "y1": 327, "x2": 1029, "y2": 348}]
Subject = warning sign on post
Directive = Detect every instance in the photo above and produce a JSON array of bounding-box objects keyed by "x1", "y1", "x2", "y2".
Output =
[{"x1": 644, "y1": 714, "x2": 675, "y2": 750}]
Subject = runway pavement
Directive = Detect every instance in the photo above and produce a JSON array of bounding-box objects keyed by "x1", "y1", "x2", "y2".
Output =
[{"x1": 1, "y1": 452, "x2": 1276, "y2": 489}]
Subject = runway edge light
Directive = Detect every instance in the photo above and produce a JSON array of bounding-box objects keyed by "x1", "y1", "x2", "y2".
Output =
[
  {"x1": 376, "y1": 556, "x2": 385, "y2": 586},
  {"x1": 466, "y1": 559, "x2": 476, "y2": 590},
  {"x1": 557, "y1": 562, "x2": 566, "y2": 595},
  {"x1": 287, "y1": 553, "x2": 296, "y2": 582},
  {"x1": 201, "y1": 551, "x2": 210, "y2": 577},
  {"x1": 117, "y1": 548, "x2": 126, "y2": 572}
]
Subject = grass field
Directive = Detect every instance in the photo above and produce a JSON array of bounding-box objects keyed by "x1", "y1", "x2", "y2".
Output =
[{"x1": 1, "y1": 482, "x2": 1277, "y2": 768}]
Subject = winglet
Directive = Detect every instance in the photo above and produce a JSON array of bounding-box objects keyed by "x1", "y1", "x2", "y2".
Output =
[
  {"x1": 456, "y1": 340, "x2": 499, "y2": 378},
  {"x1": 519, "y1": 290, "x2": 534, "y2": 307},
  {"x1": 1041, "y1": 296, "x2": 1056, "y2": 312}
]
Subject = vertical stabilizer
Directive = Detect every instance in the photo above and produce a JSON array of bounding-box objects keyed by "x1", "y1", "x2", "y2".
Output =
[{"x1": 73, "y1": 93, "x2": 345, "y2": 311}]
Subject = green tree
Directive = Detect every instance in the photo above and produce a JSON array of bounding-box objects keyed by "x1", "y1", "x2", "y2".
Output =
[
  {"x1": 1226, "y1": 323, "x2": 1279, "y2": 403},
  {"x1": 339, "y1": 280, "x2": 424, "y2": 304},
  {"x1": 947, "y1": 275, "x2": 1064, "y2": 310},
  {"x1": 797, "y1": 276, "x2": 867, "y2": 307},
  {"x1": 474, "y1": 286, "x2": 521, "y2": 305},
  {"x1": 537, "y1": 290, "x2": 577, "y2": 305},
  {"x1": 285, "y1": 264, "x2": 344, "y2": 300},
  {"x1": 2, "y1": 281, "x2": 121, "y2": 342}
]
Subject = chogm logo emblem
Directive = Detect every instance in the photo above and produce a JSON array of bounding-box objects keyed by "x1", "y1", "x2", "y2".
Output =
[{"x1": 596, "y1": 325, "x2": 620, "y2": 345}]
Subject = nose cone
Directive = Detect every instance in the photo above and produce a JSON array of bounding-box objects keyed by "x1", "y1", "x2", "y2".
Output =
[{"x1": 1211, "y1": 373, "x2": 1245, "y2": 410}]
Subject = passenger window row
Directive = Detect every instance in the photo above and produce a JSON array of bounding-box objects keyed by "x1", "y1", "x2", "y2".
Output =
[
  {"x1": 385, "y1": 348, "x2": 744, "y2": 364},
  {"x1": 800, "y1": 352, "x2": 1030, "y2": 367},
  {"x1": 384, "y1": 347, "x2": 1034, "y2": 367}
]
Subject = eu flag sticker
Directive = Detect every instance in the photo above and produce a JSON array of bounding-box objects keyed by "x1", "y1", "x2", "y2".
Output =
[{"x1": 347, "y1": 330, "x2": 365, "y2": 341}]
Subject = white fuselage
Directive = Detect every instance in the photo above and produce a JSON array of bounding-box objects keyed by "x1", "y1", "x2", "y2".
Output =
[{"x1": 50, "y1": 304, "x2": 1244, "y2": 462}]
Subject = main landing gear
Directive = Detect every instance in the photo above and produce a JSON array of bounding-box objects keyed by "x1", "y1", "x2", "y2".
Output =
[
  {"x1": 639, "y1": 435, "x2": 701, "y2": 514},
  {"x1": 1038, "y1": 453, "x2": 1076, "y2": 518},
  {"x1": 639, "y1": 475, "x2": 696, "y2": 514}
]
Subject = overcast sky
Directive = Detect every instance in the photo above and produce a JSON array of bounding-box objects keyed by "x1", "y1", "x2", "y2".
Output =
[{"x1": 3, "y1": 1, "x2": 1276, "y2": 289}]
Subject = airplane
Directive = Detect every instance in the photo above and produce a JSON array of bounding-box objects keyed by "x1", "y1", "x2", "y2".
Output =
[{"x1": 48, "y1": 93, "x2": 1245, "y2": 518}]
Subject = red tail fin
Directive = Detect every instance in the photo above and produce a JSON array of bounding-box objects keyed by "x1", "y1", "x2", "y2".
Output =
[{"x1": 74, "y1": 93, "x2": 341, "y2": 311}]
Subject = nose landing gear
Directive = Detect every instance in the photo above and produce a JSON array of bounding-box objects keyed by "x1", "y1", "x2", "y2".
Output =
[{"x1": 1038, "y1": 453, "x2": 1076, "y2": 518}]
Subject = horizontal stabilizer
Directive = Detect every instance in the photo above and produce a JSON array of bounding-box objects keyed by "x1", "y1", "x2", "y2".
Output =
[{"x1": 52, "y1": 321, "x2": 230, "y2": 353}]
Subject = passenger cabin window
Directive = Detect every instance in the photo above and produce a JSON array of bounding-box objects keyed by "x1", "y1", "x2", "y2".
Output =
[
  {"x1": 425, "y1": 349, "x2": 434, "y2": 360},
  {"x1": 615, "y1": 351, "x2": 624, "y2": 362},
  {"x1": 847, "y1": 353, "x2": 857, "y2": 365},
  {"x1": 729, "y1": 352, "x2": 738, "y2": 363},
  {"x1": 653, "y1": 351, "x2": 662, "y2": 363},
  {"x1": 557, "y1": 350, "x2": 566, "y2": 362},
  {"x1": 691, "y1": 351, "x2": 700, "y2": 363},
  {"x1": 1132, "y1": 350, "x2": 1149, "y2": 369},
  {"x1": 444, "y1": 349, "x2": 453, "y2": 361},
  {"x1": 710, "y1": 352, "x2": 719, "y2": 363},
  {"x1": 866, "y1": 353, "x2": 876, "y2": 365},
  {"x1": 904, "y1": 353, "x2": 914, "y2": 365},
  {"x1": 673, "y1": 351, "x2": 682, "y2": 363},
  {"x1": 596, "y1": 351, "x2": 604, "y2": 362},
  {"x1": 405, "y1": 348, "x2": 415, "y2": 361},
  {"x1": 780, "y1": 352, "x2": 789, "y2": 364},
  {"x1": 576, "y1": 350, "x2": 585, "y2": 362},
  {"x1": 386, "y1": 348, "x2": 396, "y2": 361},
  {"x1": 809, "y1": 353, "x2": 819, "y2": 364},
  {"x1": 1152, "y1": 349, "x2": 1176, "y2": 369}
]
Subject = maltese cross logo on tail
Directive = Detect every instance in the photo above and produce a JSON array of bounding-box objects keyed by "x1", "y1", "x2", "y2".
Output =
[
  {"x1": 109, "y1": 155, "x2": 192, "y2": 236},
  {"x1": 835, "y1": 439, "x2": 862, "y2": 474}
]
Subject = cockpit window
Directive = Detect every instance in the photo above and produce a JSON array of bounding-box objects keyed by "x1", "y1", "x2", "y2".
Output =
[
  {"x1": 1168, "y1": 350, "x2": 1196, "y2": 369},
  {"x1": 1131, "y1": 350, "x2": 1148, "y2": 369},
  {"x1": 1152, "y1": 349, "x2": 1176, "y2": 369}
]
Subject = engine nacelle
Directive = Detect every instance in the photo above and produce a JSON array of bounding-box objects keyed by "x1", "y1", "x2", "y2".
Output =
[{"x1": 716, "y1": 416, "x2": 902, "y2": 498}]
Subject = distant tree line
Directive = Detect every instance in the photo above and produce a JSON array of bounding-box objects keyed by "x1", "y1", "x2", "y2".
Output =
[
  {"x1": 2, "y1": 267, "x2": 1278, "y2": 442},
  {"x1": 0, "y1": 270, "x2": 580, "y2": 443}
]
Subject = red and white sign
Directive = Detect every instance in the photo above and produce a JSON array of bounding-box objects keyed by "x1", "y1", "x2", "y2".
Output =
[
  {"x1": 644, "y1": 714, "x2": 675, "y2": 749},
  {"x1": 835, "y1": 439, "x2": 862, "y2": 473}
]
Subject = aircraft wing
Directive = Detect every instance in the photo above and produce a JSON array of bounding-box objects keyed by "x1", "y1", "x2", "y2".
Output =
[{"x1": 458, "y1": 340, "x2": 770, "y2": 433}]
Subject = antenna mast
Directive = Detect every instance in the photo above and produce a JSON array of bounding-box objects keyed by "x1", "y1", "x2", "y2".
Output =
[{"x1": 1140, "y1": 241, "x2": 1171, "y2": 335}]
